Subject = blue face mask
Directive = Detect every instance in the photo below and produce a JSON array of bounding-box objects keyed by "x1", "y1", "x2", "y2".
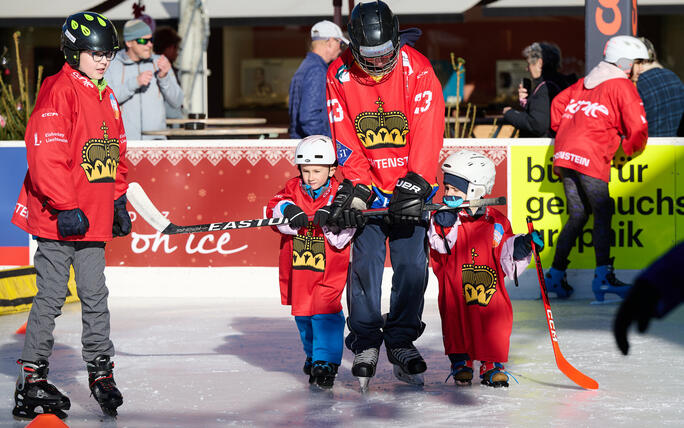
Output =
[{"x1": 443, "y1": 195, "x2": 464, "y2": 208}]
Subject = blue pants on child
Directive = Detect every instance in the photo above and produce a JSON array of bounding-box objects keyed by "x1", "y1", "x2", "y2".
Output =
[
  {"x1": 344, "y1": 218, "x2": 429, "y2": 353},
  {"x1": 295, "y1": 311, "x2": 345, "y2": 364}
]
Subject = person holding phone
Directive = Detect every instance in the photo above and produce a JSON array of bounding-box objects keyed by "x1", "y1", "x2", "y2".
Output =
[
  {"x1": 503, "y1": 42, "x2": 576, "y2": 137},
  {"x1": 105, "y1": 18, "x2": 183, "y2": 140}
]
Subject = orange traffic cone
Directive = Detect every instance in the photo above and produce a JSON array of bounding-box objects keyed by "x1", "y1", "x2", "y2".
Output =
[
  {"x1": 26, "y1": 414, "x2": 69, "y2": 427},
  {"x1": 15, "y1": 321, "x2": 27, "y2": 335}
]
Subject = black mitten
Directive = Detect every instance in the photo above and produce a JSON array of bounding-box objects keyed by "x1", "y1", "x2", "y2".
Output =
[
  {"x1": 283, "y1": 204, "x2": 309, "y2": 229},
  {"x1": 112, "y1": 194, "x2": 132, "y2": 237},
  {"x1": 57, "y1": 208, "x2": 90, "y2": 238}
]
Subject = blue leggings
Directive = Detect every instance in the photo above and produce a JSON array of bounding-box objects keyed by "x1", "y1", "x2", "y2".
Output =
[
  {"x1": 294, "y1": 311, "x2": 345, "y2": 364},
  {"x1": 552, "y1": 167, "x2": 612, "y2": 269}
]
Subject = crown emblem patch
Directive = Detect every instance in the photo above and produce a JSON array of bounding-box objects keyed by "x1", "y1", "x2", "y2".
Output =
[
  {"x1": 292, "y1": 223, "x2": 325, "y2": 272},
  {"x1": 80, "y1": 121, "x2": 120, "y2": 183},
  {"x1": 462, "y1": 248, "x2": 498, "y2": 306},
  {"x1": 355, "y1": 98, "x2": 408, "y2": 149}
]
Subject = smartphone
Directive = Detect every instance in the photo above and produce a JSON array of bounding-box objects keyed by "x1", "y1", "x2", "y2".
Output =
[{"x1": 521, "y1": 78, "x2": 532, "y2": 93}]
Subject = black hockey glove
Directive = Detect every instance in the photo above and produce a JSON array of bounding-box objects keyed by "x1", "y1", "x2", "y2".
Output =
[
  {"x1": 57, "y1": 208, "x2": 90, "y2": 238},
  {"x1": 283, "y1": 204, "x2": 309, "y2": 229},
  {"x1": 112, "y1": 194, "x2": 132, "y2": 237},
  {"x1": 312, "y1": 206, "x2": 331, "y2": 227},
  {"x1": 512, "y1": 231, "x2": 544, "y2": 260},
  {"x1": 328, "y1": 180, "x2": 375, "y2": 229},
  {"x1": 387, "y1": 172, "x2": 432, "y2": 225}
]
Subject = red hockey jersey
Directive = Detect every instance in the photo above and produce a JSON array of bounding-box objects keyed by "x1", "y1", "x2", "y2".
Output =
[
  {"x1": 429, "y1": 208, "x2": 518, "y2": 363},
  {"x1": 550, "y1": 62, "x2": 648, "y2": 182},
  {"x1": 12, "y1": 63, "x2": 128, "y2": 241},
  {"x1": 326, "y1": 46, "x2": 444, "y2": 206},
  {"x1": 266, "y1": 177, "x2": 353, "y2": 317}
]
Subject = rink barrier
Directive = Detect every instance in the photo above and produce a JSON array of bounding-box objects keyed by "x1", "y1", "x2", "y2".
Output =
[{"x1": 1, "y1": 138, "x2": 682, "y2": 299}]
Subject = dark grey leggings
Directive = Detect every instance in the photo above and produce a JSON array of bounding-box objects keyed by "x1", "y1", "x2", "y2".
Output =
[{"x1": 552, "y1": 167, "x2": 612, "y2": 270}]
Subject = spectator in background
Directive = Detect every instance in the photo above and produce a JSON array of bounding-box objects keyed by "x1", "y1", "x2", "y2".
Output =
[
  {"x1": 632, "y1": 37, "x2": 684, "y2": 137},
  {"x1": 153, "y1": 26, "x2": 184, "y2": 119},
  {"x1": 105, "y1": 19, "x2": 183, "y2": 140},
  {"x1": 503, "y1": 42, "x2": 576, "y2": 137},
  {"x1": 288, "y1": 20, "x2": 348, "y2": 139}
]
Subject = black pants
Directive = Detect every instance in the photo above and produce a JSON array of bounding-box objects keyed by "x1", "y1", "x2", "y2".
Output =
[{"x1": 552, "y1": 167, "x2": 612, "y2": 270}]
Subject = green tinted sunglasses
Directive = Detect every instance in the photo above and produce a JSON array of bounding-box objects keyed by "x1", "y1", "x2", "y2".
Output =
[{"x1": 133, "y1": 37, "x2": 153, "y2": 45}]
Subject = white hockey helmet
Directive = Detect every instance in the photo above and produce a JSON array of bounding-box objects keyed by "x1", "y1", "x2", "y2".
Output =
[
  {"x1": 294, "y1": 135, "x2": 336, "y2": 165},
  {"x1": 604, "y1": 35, "x2": 648, "y2": 64},
  {"x1": 442, "y1": 150, "x2": 496, "y2": 199}
]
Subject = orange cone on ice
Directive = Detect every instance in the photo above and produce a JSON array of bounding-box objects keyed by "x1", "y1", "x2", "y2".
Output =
[
  {"x1": 26, "y1": 414, "x2": 69, "y2": 427},
  {"x1": 16, "y1": 321, "x2": 27, "y2": 335}
]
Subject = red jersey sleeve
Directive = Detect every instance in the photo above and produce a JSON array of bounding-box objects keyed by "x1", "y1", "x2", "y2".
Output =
[
  {"x1": 326, "y1": 65, "x2": 373, "y2": 186},
  {"x1": 615, "y1": 81, "x2": 648, "y2": 156},
  {"x1": 407, "y1": 62, "x2": 445, "y2": 183},
  {"x1": 25, "y1": 86, "x2": 77, "y2": 210}
]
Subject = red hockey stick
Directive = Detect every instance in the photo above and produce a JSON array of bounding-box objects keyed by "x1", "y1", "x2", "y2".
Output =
[{"x1": 527, "y1": 217, "x2": 599, "y2": 390}]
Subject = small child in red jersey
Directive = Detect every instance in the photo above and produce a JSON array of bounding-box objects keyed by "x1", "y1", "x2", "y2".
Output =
[
  {"x1": 428, "y1": 150, "x2": 542, "y2": 387},
  {"x1": 266, "y1": 135, "x2": 355, "y2": 389}
]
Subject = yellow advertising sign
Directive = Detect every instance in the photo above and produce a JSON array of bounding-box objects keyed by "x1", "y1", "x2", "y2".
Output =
[{"x1": 510, "y1": 143, "x2": 681, "y2": 270}]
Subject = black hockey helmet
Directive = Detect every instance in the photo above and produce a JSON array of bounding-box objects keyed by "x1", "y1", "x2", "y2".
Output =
[
  {"x1": 60, "y1": 12, "x2": 119, "y2": 68},
  {"x1": 347, "y1": 0, "x2": 400, "y2": 76}
]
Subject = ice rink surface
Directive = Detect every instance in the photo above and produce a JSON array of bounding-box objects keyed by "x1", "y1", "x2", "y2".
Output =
[{"x1": 0, "y1": 296, "x2": 682, "y2": 428}]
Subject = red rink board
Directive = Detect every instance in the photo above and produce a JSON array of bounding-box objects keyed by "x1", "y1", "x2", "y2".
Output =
[{"x1": 106, "y1": 142, "x2": 508, "y2": 267}]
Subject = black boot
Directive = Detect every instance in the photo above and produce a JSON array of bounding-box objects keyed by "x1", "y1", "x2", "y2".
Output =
[
  {"x1": 13, "y1": 359, "x2": 70, "y2": 419},
  {"x1": 87, "y1": 355, "x2": 123, "y2": 417},
  {"x1": 311, "y1": 361, "x2": 339, "y2": 389}
]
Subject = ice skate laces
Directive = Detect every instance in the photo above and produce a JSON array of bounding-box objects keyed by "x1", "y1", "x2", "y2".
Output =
[
  {"x1": 445, "y1": 360, "x2": 473, "y2": 383},
  {"x1": 480, "y1": 362, "x2": 519, "y2": 385},
  {"x1": 388, "y1": 346, "x2": 421, "y2": 365},
  {"x1": 354, "y1": 348, "x2": 379, "y2": 366}
]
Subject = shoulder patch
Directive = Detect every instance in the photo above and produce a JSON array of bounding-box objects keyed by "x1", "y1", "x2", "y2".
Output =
[
  {"x1": 336, "y1": 140, "x2": 352, "y2": 166},
  {"x1": 335, "y1": 65, "x2": 350, "y2": 84},
  {"x1": 493, "y1": 222, "x2": 504, "y2": 247}
]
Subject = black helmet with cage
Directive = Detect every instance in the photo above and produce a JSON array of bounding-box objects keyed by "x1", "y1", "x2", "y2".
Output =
[
  {"x1": 347, "y1": 0, "x2": 400, "y2": 76},
  {"x1": 60, "y1": 12, "x2": 120, "y2": 68}
]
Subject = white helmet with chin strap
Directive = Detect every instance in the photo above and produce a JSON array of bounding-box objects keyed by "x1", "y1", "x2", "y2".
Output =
[
  {"x1": 294, "y1": 135, "x2": 337, "y2": 165},
  {"x1": 442, "y1": 150, "x2": 496, "y2": 200},
  {"x1": 604, "y1": 35, "x2": 648, "y2": 71}
]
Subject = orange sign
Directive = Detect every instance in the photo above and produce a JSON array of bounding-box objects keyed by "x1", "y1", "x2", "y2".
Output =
[{"x1": 595, "y1": 0, "x2": 622, "y2": 36}]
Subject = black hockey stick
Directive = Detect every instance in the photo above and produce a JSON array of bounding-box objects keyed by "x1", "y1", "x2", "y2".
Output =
[{"x1": 127, "y1": 182, "x2": 506, "y2": 235}]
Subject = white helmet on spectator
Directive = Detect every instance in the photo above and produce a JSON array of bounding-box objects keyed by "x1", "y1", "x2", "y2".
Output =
[
  {"x1": 294, "y1": 135, "x2": 336, "y2": 165},
  {"x1": 442, "y1": 150, "x2": 496, "y2": 199},
  {"x1": 604, "y1": 35, "x2": 648, "y2": 64}
]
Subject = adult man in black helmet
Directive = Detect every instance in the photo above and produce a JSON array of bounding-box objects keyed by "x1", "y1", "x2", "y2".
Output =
[
  {"x1": 10, "y1": 11, "x2": 128, "y2": 419},
  {"x1": 323, "y1": 0, "x2": 444, "y2": 391}
]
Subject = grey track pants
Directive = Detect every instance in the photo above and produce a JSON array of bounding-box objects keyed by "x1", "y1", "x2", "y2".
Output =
[{"x1": 21, "y1": 238, "x2": 115, "y2": 363}]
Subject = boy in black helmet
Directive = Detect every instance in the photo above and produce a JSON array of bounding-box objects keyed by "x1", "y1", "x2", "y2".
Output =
[
  {"x1": 324, "y1": 0, "x2": 444, "y2": 390},
  {"x1": 10, "y1": 11, "x2": 129, "y2": 419}
]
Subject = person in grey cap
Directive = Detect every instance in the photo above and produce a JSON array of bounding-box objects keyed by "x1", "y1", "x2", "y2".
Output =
[
  {"x1": 105, "y1": 18, "x2": 183, "y2": 140},
  {"x1": 288, "y1": 20, "x2": 348, "y2": 139}
]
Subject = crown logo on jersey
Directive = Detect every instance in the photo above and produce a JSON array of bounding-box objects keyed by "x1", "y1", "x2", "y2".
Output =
[
  {"x1": 80, "y1": 121, "x2": 120, "y2": 183},
  {"x1": 462, "y1": 248, "x2": 498, "y2": 306},
  {"x1": 292, "y1": 223, "x2": 325, "y2": 272},
  {"x1": 355, "y1": 98, "x2": 409, "y2": 149}
]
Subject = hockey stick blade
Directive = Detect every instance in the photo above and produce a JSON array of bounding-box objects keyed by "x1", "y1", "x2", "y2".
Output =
[
  {"x1": 527, "y1": 216, "x2": 599, "y2": 390},
  {"x1": 128, "y1": 183, "x2": 505, "y2": 235}
]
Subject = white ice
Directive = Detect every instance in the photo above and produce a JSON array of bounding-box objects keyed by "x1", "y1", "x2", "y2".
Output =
[{"x1": 1, "y1": 296, "x2": 682, "y2": 428}]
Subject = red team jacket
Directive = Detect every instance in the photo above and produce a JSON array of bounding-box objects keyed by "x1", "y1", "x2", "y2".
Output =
[
  {"x1": 550, "y1": 63, "x2": 648, "y2": 182},
  {"x1": 12, "y1": 63, "x2": 128, "y2": 241},
  {"x1": 266, "y1": 177, "x2": 352, "y2": 317},
  {"x1": 326, "y1": 47, "x2": 445, "y2": 205},
  {"x1": 429, "y1": 208, "x2": 516, "y2": 363}
]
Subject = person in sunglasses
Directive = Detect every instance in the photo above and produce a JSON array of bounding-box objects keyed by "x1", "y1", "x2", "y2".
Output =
[{"x1": 105, "y1": 18, "x2": 183, "y2": 140}]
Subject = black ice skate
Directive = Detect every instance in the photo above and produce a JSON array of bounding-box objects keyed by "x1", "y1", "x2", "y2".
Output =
[
  {"x1": 352, "y1": 348, "x2": 379, "y2": 392},
  {"x1": 386, "y1": 345, "x2": 427, "y2": 386},
  {"x1": 87, "y1": 355, "x2": 123, "y2": 417},
  {"x1": 303, "y1": 357, "x2": 315, "y2": 384},
  {"x1": 13, "y1": 360, "x2": 71, "y2": 420},
  {"x1": 311, "y1": 361, "x2": 339, "y2": 389}
]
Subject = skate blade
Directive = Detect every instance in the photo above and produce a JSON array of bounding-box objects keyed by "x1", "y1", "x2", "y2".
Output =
[
  {"x1": 13, "y1": 408, "x2": 68, "y2": 420},
  {"x1": 358, "y1": 376, "x2": 371, "y2": 393},
  {"x1": 393, "y1": 366, "x2": 424, "y2": 386}
]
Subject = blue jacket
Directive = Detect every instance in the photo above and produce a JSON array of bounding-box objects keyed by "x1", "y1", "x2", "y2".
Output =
[{"x1": 288, "y1": 52, "x2": 330, "y2": 139}]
